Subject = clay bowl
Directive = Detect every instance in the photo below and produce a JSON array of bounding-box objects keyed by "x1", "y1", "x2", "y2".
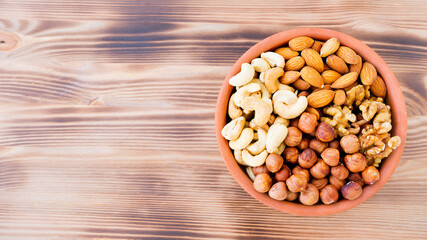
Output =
[{"x1": 215, "y1": 28, "x2": 407, "y2": 216}]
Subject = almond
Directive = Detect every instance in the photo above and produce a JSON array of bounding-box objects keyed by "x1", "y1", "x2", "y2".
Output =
[
  {"x1": 300, "y1": 66, "x2": 324, "y2": 88},
  {"x1": 343, "y1": 81, "x2": 358, "y2": 91},
  {"x1": 326, "y1": 55, "x2": 349, "y2": 74},
  {"x1": 311, "y1": 41, "x2": 323, "y2": 53},
  {"x1": 280, "y1": 71, "x2": 300, "y2": 84},
  {"x1": 323, "y1": 64, "x2": 331, "y2": 71},
  {"x1": 289, "y1": 36, "x2": 314, "y2": 51},
  {"x1": 307, "y1": 90, "x2": 335, "y2": 108},
  {"x1": 336, "y1": 46, "x2": 358, "y2": 64},
  {"x1": 333, "y1": 90, "x2": 346, "y2": 105},
  {"x1": 331, "y1": 72, "x2": 359, "y2": 89},
  {"x1": 360, "y1": 62, "x2": 377, "y2": 85},
  {"x1": 349, "y1": 55, "x2": 362, "y2": 74},
  {"x1": 313, "y1": 85, "x2": 332, "y2": 92},
  {"x1": 321, "y1": 70, "x2": 342, "y2": 84},
  {"x1": 320, "y1": 38, "x2": 340, "y2": 57},
  {"x1": 371, "y1": 76, "x2": 387, "y2": 98},
  {"x1": 275, "y1": 47, "x2": 299, "y2": 60},
  {"x1": 285, "y1": 56, "x2": 305, "y2": 71},
  {"x1": 301, "y1": 48, "x2": 324, "y2": 73},
  {"x1": 292, "y1": 78, "x2": 311, "y2": 90}
]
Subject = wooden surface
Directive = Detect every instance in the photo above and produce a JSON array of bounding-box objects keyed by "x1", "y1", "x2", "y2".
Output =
[{"x1": 0, "y1": 0, "x2": 426, "y2": 239}]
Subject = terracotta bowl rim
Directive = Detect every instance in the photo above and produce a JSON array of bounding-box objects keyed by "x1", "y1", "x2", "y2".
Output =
[{"x1": 215, "y1": 27, "x2": 407, "y2": 216}]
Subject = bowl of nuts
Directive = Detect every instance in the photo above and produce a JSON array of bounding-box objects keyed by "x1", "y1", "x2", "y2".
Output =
[{"x1": 215, "y1": 28, "x2": 407, "y2": 216}]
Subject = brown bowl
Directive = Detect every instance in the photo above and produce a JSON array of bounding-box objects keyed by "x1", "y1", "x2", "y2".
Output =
[{"x1": 215, "y1": 28, "x2": 407, "y2": 216}]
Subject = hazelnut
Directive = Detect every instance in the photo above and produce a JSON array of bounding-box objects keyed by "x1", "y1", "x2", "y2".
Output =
[
  {"x1": 321, "y1": 148, "x2": 340, "y2": 166},
  {"x1": 344, "y1": 153, "x2": 367, "y2": 173},
  {"x1": 329, "y1": 175, "x2": 345, "y2": 190},
  {"x1": 286, "y1": 191, "x2": 299, "y2": 201},
  {"x1": 299, "y1": 183, "x2": 319, "y2": 206},
  {"x1": 328, "y1": 140, "x2": 341, "y2": 150},
  {"x1": 275, "y1": 165, "x2": 291, "y2": 182},
  {"x1": 290, "y1": 118, "x2": 299, "y2": 128},
  {"x1": 298, "y1": 148, "x2": 317, "y2": 168},
  {"x1": 341, "y1": 181, "x2": 363, "y2": 200},
  {"x1": 284, "y1": 127, "x2": 303, "y2": 147},
  {"x1": 286, "y1": 174, "x2": 308, "y2": 192},
  {"x1": 315, "y1": 122, "x2": 335, "y2": 142},
  {"x1": 307, "y1": 129, "x2": 316, "y2": 137},
  {"x1": 268, "y1": 182, "x2": 288, "y2": 200},
  {"x1": 297, "y1": 137, "x2": 310, "y2": 151},
  {"x1": 252, "y1": 165, "x2": 269, "y2": 176},
  {"x1": 309, "y1": 139, "x2": 328, "y2": 154},
  {"x1": 320, "y1": 185, "x2": 339, "y2": 204},
  {"x1": 283, "y1": 147, "x2": 299, "y2": 164},
  {"x1": 311, "y1": 178, "x2": 328, "y2": 190},
  {"x1": 253, "y1": 173, "x2": 272, "y2": 193},
  {"x1": 305, "y1": 107, "x2": 321, "y2": 121},
  {"x1": 362, "y1": 166, "x2": 380, "y2": 185},
  {"x1": 310, "y1": 160, "x2": 330, "y2": 179},
  {"x1": 298, "y1": 112, "x2": 318, "y2": 134},
  {"x1": 340, "y1": 134, "x2": 360, "y2": 154},
  {"x1": 292, "y1": 166, "x2": 310, "y2": 181},
  {"x1": 266, "y1": 154, "x2": 284, "y2": 173},
  {"x1": 331, "y1": 163, "x2": 349, "y2": 180},
  {"x1": 347, "y1": 173, "x2": 364, "y2": 187}
]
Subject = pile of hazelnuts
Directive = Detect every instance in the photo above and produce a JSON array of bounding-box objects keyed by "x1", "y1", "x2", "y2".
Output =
[{"x1": 252, "y1": 113, "x2": 380, "y2": 205}]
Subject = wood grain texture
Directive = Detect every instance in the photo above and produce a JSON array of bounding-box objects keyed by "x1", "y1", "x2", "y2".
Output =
[{"x1": 0, "y1": 0, "x2": 426, "y2": 239}]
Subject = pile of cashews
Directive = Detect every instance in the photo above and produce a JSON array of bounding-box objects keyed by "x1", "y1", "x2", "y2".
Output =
[{"x1": 222, "y1": 52, "x2": 308, "y2": 170}]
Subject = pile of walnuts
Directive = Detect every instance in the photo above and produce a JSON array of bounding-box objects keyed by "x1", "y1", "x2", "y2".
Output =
[{"x1": 222, "y1": 36, "x2": 402, "y2": 205}]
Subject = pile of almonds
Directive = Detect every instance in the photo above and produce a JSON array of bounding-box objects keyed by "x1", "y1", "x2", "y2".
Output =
[{"x1": 222, "y1": 36, "x2": 402, "y2": 205}]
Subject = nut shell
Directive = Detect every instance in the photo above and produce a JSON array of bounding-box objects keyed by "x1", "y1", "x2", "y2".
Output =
[
  {"x1": 268, "y1": 182, "x2": 288, "y2": 200},
  {"x1": 252, "y1": 165, "x2": 269, "y2": 176},
  {"x1": 286, "y1": 191, "x2": 299, "y2": 201},
  {"x1": 347, "y1": 173, "x2": 364, "y2": 187},
  {"x1": 298, "y1": 148, "x2": 318, "y2": 169},
  {"x1": 329, "y1": 175, "x2": 345, "y2": 190},
  {"x1": 316, "y1": 122, "x2": 335, "y2": 142},
  {"x1": 328, "y1": 140, "x2": 341, "y2": 150},
  {"x1": 311, "y1": 178, "x2": 328, "y2": 190},
  {"x1": 286, "y1": 174, "x2": 308, "y2": 192},
  {"x1": 344, "y1": 153, "x2": 367, "y2": 173},
  {"x1": 297, "y1": 137, "x2": 310, "y2": 151},
  {"x1": 320, "y1": 184, "x2": 339, "y2": 204},
  {"x1": 341, "y1": 181, "x2": 363, "y2": 200},
  {"x1": 253, "y1": 173, "x2": 273, "y2": 193},
  {"x1": 292, "y1": 166, "x2": 310, "y2": 181}
]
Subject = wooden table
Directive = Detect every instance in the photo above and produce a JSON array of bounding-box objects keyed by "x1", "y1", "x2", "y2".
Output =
[{"x1": 0, "y1": 0, "x2": 426, "y2": 239}]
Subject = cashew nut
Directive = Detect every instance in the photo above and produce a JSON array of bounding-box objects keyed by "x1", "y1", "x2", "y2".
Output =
[
  {"x1": 229, "y1": 128, "x2": 254, "y2": 150},
  {"x1": 234, "y1": 83, "x2": 261, "y2": 107},
  {"x1": 246, "y1": 166, "x2": 256, "y2": 181},
  {"x1": 228, "y1": 93, "x2": 243, "y2": 119},
  {"x1": 261, "y1": 52, "x2": 285, "y2": 68},
  {"x1": 242, "y1": 149, "x2": 268, "y2": 167},
  {"x1": 221, "y1": 116, "x2": 246, "y2": 141},
  {"x1": 240, "y1": 97, "x2": 273, "y2": 127},
  {"x1": 249, "y1": 121, "x2": 269, "y2": 132},
  {"x1": 247, "y1": 78, "x2": 271, "y2": 101},
  {"x1": 270, "y1": 142, "x2": 286, "y2": 155},
  {"x1": 266, "y1": 123, "x2": 288, "y2": 153},
  {"x1": 273, "y1": 116, "x2": 290, "y2": 127},
  {"x1": 264, "y1": 67, "x2": 285, "y2": 93},
  {"x1": 260, "y1": 72, "x2": 265, "y2": 83},
  {"x1": 273, "y1": 90, "x2": 308, "y2": 119},
  {"x1": 247, "y1": 128, "x2": 267, "y2": 155},
  {"x1": 229, "y1": 63, "x2": 255, "y2": 87},
  {"x1": 234, "y1": 149, "x2": 246, "y2": 166},
  {"x1": 251, "y1": 58, "x2": 271, "y2": 72}
]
